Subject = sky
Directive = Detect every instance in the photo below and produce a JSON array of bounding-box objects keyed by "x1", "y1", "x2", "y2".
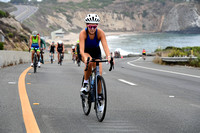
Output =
[{"x1": 0, "y1": 0, "x2": 10, "y2": 2}]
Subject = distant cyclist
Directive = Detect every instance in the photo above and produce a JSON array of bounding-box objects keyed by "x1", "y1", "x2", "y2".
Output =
[
  {"x1": 76, "y1": 40, "x2": 81, "y2": 66},
  {"x1": 109, "y1": 52, "x2": 114, "y2": 71},
  {"x1": 71, "y1": 45, "x2": 76, "y2": 61},
  {"x1": 142, "y1": 49, "x2": 146, "y2": 60},
  {"x1": 56, "y1": 40, "x2": 65, "y2": 64},
  {"x1": 48, "y1": 41, "x2": 55, "y2": 61},
  {"x1": 79, "y1": 14, "x2": 111, "y2": 94},
  {"x1": 39, "y1": 35, "x2": 46, "y2": 64},
  {"x1": 29, "y1": 31, "x2": 41, "y2": 67}
]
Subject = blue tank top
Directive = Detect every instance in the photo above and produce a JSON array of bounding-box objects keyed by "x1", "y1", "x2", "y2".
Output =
[{"x1": 85, "y1": 28, "x2": 100, "y2": 49}]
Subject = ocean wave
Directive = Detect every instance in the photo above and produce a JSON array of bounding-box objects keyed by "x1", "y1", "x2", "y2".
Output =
[{"x1": 114, "y1": 48, "x2": 139, "y2": 56}]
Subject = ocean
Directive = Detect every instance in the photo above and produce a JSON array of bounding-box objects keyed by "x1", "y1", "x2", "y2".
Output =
[{"x1": 103, "y1": 33, "x2": 200, "y2": 56}]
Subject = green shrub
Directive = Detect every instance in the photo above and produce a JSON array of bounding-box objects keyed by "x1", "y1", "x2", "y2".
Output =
[
  {"x1": 0, "y1": 10, "x2": 9, "y2": 18},
  {"x1": 7, "y1": 32, "x2": 14, "y2": 38},
  {"x1": 0, "y1": 42, "x2": 4, "y2": 50}
]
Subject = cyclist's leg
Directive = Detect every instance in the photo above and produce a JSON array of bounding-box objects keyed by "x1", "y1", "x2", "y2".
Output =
[
  {"x1": 83, "y1": 53, "x2": 93, "y2": 81},
  {"x1": 31, "y1": 48, "x2": 35, "y2": 63},
  {"x1": 62, "y1": 52, "x2": 64, "y2": 58},
  {"x1": 94, "y1": 61, "x2": 103, "y2": 94},
  {"x1": 41, "y1": 50, "x2": 44, "y2": 63},
  {"x1": 37, "y1": 50, "x2": 40, "y2": 61},
  {"x1": 57, "y1": 52, "x2": 60, "y2": 62}
]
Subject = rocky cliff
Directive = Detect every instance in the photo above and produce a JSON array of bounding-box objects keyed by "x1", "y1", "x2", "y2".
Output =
[
  {"x1": 0, "y1": 14, "x2": 30, "y2": 50},
  {"x1": 22, "y1": 1, "x2": 200, "y2": 36},
  {"x1": 22, "y1": 1, "x2": 175, "y2": 36},
  {"x1": 161, "y1": 3, "x2": 200, "y2": 33}
]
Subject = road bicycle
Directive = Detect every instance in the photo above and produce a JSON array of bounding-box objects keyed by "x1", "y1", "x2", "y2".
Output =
[
  {"x1": 76, "y1": 54, "x2": 81, "y2": 67},
  {"x1": 33, "y1": 47, "x2": 38, "y2": 73},
  {"x1": 72, "y1": 53, "x2": 76, "y2": 63},
  {"x1": 80, "y1": 57, "x2": 114, "y2": 122},
  {"x1": 40, "y1": 49, "x2": 44, "y2": 64},
  {"x1": 59, "y1": 52, "x2": 63, "y2": 65},
  {"x1": 50, "y1": 52, "x2": 54, "y2": 64}
]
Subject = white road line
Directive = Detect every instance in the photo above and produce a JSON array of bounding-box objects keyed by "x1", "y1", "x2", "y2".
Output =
[
  {"x1": 127, "y1": 58, "x2": 200, "y2": 79},
  {"x1": 190, "y1": 104, "x2": 200, "y2": 109},
  {"x1": 118, "y1": 79, "x2": 136, "y2": 86}
]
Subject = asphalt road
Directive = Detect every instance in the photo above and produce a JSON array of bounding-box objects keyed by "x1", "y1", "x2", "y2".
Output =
[
  {"x1": 0, "y1": 57, "x2": 200, "y2": 133},
  {"x1": 10, "y1": 5, "x2": 38, "y2": 22}
]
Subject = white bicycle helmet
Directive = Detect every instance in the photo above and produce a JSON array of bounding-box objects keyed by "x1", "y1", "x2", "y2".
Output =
[
  {"x1": 58, "y1": 40, "x2": 63, "y2": 44},
  {"x1": 72, "y1": 46, "x2": 75, "y2": 49},
  {"x1": 32, "y1": 31, "x2": 38, "y2": 36},
  {"x1": 84, "y1": 14, "x2": 100, "y2": 24}
]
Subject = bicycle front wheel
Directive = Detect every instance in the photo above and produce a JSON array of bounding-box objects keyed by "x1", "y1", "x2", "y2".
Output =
[
  {"x1": 95, "y1": 76, "x2": 107, "y2": 122},
  {"x1": 81, "y1": 76, "x2": 91, "y2": 115}
]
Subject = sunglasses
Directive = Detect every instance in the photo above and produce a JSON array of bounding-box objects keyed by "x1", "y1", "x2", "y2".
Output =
[{"x1": 87, "y1": 25, "x2": 98, "y2": 29}]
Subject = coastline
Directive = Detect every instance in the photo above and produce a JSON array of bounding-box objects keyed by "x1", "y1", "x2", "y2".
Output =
[{"x1": 51, "y1": 31, "x2": 138, "y2": 45}]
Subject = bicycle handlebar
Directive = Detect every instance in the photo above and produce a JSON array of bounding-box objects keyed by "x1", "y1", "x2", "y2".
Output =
[{"x1": 84, "y1": 57, "x2": 114, "y2": 71}]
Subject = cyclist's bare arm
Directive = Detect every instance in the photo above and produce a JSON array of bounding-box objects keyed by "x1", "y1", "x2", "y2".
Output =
[
  {"x1": 29, "y1": 35, "x2": 32, "y2": 48},
  {"x1": 55, "y1": 44, "x2": 58, "y2": 53},
  {"x1": 62, "y1": 45, "x2": 65, "y2": 53},
  {"x1": 48, "y1": 45, "x2": 50, "y2": 51},
  {"x1": 97, "y1": 29, "x2": 110, "y2": 59}
]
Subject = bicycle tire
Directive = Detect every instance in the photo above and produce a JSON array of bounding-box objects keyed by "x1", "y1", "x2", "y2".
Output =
[
  {"x1": 95, "y1": 76, "x2": 107, "y2": 122},
  {"x1": 81, "y1": 76, "x2": 91, "y2": 115},
  {"x1": 33, "y1": 54, "x2": 37, "y2": 73},
  {"x1": 60, "y1": 53, "x2": 62, "y2": 65}
]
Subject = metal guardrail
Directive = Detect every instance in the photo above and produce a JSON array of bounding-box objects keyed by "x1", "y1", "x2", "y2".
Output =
[{"x1": 161, "y1": 57, "x2": 198, "y2": 62}]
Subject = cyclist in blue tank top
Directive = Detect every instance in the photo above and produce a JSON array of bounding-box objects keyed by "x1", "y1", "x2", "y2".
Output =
[{"x1": 79, "y1": 14, "x2": 111, "y2": 94}]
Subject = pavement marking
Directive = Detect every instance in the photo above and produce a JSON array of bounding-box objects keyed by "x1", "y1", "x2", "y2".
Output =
[
  {"x1": 190, "y1": 104, "x2": 200, "y2": 109},
  {"x1": 127, "y1": 57, "x2": 200, "y2": 79},
  {"x1": 118, "y1": 79, "x2": 137, "y2": 86},
  {"x1": 33, "y1": 103, "x2": 39, "y2": 105},
  {"x1": 8, "y1": 82, "x2": 16, "y2": 84},
  {"x1": 18, "y1": 67, "x2": 40, "y2": 133},
  {"x1": 27, "y1": 83, "x2": 31, "y2": 85},
  {"x1": 169, "y1": 95, "x2": 175, "y2": 98},
  {"x1": 28, "y1": 73, "x2": 31, "y2": 75}
]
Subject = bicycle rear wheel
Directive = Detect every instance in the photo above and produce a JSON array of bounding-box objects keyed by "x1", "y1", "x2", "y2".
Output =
[
  {"x1": 33, "y1": 54, "x2": 37, "y2": 73},
  {"x1": 81, "y1": 76, "x2": 91, "y2": 115},
  {"x1": 60, "y1": 53, "x2": 62, "y2": 65},
  {"x1": 95, "y1": 76, "x2": 107, "y2": 122}
]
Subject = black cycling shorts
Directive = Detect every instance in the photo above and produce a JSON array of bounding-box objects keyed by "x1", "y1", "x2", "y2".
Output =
[
  {"x1": 57, "y1": 48, "x2": 63, "y2": 53},
  {"x1": 84, "y1": 46, "x2": 101, "y2": 59},
  {"x1": 50, "y1": 50, "x2": 54, "y2": 54}
]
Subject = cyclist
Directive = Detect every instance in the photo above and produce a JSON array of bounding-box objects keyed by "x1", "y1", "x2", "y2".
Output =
[
  {"x1": 29, "y1": 31, "x2": 41, "y2": 67},
  {"x1": 56, "y1": 40, "x2": 65, "y2": 64},
  {"x1": 109, "y1": 52, "x2": 114, "y2": 71},
  {"x1": 39, "y1": 35, "x2": 46, "y2": 64},
  {"x1": 76, "y1": 40, "x2": 81, "y2": 64},
  {"x1": 79, "y1": 14, "x2": 111, "y2": 94},
  {"x1": 142, "y1": 49, "x2": 146, "y2": 60},
  {"x1": 71, "y1": 45, "x2": 76, "y2": 61},
  {"x1": 48, "y1": 41, "x2": 55, "y2": 61}
]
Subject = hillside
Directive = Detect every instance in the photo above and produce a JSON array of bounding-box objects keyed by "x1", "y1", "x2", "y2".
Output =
[
  {"x1": 22, "y1": 0, "x2": 200, "y2": 37},
  {"x1": 0, "y1": 6, "x2": 30, "y2": 50}
]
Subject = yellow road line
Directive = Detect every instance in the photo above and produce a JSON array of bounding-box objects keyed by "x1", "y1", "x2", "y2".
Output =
[{"x1": 18, "y1": 67, "x2": 40, "y2": 133}]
